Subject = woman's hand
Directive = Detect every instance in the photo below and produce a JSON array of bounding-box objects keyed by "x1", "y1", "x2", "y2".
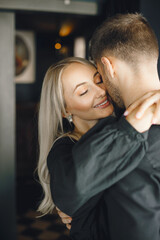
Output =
[
  {"x1": 56, "y1": 207, "x2": 72, "y2": 230},
  {"x1": 124, "y1": 90, "x2": 160, "y2": 124},
  {"x1": 126, "y1": 104, "x2": 156, "y2": 133}
]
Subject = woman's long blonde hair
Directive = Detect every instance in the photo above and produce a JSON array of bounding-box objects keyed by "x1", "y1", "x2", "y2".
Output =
[{"x1": 37, "y1": 57, "x2": 95, "y2": 216}]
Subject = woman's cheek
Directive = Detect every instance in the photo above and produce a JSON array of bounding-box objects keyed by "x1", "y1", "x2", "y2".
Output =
[{"x1": 72, "y1": 98, "x2": 93, "y2": 111}]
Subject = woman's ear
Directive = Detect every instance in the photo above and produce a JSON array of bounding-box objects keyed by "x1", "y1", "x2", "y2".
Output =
[
  {"x1": 101, "y1": 56, "x2": 115, "y2": 78},
  {"x1": 62, "y1": 110, "x2": 71, "y2": 119},
  {"x1": 62, "y1": 112, "x2": 69, "y2": 118}
]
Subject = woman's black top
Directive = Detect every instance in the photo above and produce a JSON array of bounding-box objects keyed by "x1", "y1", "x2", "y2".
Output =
[{"x1": 47, "y1": 116, "x2": 148, "y2": 239}]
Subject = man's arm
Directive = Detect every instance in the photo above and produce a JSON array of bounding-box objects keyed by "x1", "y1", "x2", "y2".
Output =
[
  {"x1": 72, "y1": 116, "x2": 148, "y2": 204},
  {"x1": 49, "y1": 116, "x2": 149, "y2": 216},
  {"x1": 56, "y1": 93, "x2": 160, "y2": 226}
]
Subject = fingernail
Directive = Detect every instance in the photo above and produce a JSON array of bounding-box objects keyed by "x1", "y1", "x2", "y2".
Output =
[
  {"x1": 136, "y1": 112, "x2": 142, "y2": 119},
  {"x1": 123, "y1": 111, "x2": 128, "y2": 116}
]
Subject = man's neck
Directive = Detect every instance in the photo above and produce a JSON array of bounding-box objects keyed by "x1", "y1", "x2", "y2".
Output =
[
  {"x1": 124, "y1": 83, "x2": 160, "y2": 108},
  {"x1": 119, "y1": 65, "x2": 160, "y2": 108}
]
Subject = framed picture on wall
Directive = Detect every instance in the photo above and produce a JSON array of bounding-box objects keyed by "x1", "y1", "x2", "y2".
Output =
[{"x1": 15, "y1": 30, "x2": 35, "y2": 84}]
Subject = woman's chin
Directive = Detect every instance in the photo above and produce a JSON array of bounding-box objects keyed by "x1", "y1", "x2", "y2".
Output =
[{"x1": 100, "y1": 105, "x2": 114, "y2": 118}]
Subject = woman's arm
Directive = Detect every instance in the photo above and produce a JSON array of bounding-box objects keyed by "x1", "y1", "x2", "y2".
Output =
[
  {"x1": 124, "y1": 90, "x2": 160, "y2": 124},
  {"x1": 49, "y1": 115, "x2": 149, "y2": 216},
  {"x1": 126, "y1": 104, "x2": 156, "y2": 132}
]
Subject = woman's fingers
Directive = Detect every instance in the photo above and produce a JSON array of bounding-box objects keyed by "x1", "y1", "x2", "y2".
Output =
[
  {"x1": 134, "y1": 97, "x2": 158, "y2": 119},
  {"x1": 56, "y1": 207, "x2": 72, "y2": 224},
  {"x1": 56, "y1": 208, "x2": 71, "y2": 218},
  {"x1": 66, "y1": 224, "x2": 71, "y2": 230},
  {"x1": 135, "y1": 93, "x2": 160, "y2": 120},
  {"x1": 152, "y1": 100, "x2": 160, "y2": 124},
  {"x1": 61, "y1": 217, "x2": 72, "y2": 224},
  {"x1": 124, "y1": 90, "x2": 160, "y2": 119},
  {"x1": 124, "y1": 92, "x2": 152, "y2": 116},
  {"x1": 58, "y1": 210, "x2": 70, "y2": 218}
]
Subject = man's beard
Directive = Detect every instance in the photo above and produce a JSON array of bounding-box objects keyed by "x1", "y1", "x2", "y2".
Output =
[
  {"x1": 103, "y1": 75, "x2": 125, "y2": 117},
  {"x1": 103, "y1": 75, "x2": 125, "y2": 109},
  {"x1": 112, "y1": 101, "x2": 125, "y2": 118}
]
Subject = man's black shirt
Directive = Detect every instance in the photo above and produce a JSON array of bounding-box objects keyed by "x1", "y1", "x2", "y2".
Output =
[{"x1": 47, "y1": 116, "x2": 160, "y2": 239}]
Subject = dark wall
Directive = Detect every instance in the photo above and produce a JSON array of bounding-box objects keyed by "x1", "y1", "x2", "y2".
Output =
[
  {"x1": 101, "y1": 0, "x2": 160, "y2": 76},
  {"x1": 140, "y1": 0, "x2": 160, "y2": 76},
  {"x1": 16, "y1": 33, "x2": 73, "y2": 103},
  {"x1": 101, "y1": 0, "x2": 140, "y2": 16}
]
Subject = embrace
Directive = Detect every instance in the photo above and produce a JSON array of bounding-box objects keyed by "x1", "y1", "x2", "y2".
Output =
[{"x1": 37, "y1": 13, "x2": 160, "y2": 240}]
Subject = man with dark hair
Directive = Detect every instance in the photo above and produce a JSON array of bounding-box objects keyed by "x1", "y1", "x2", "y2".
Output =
[
  {"x1": 58, "y1": 13, "x2": 160, "y2": 240},
  {"x1": 88, "y1": 13, "x2": 160, "y2": 240},
  {"x1": 90, "y1": 13, "x2": 159, "y2": 110}
]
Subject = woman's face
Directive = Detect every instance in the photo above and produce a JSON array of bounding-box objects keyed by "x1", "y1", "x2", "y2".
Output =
[{"x1": 62, "y1": 62, "x2": 114, "y2": 124}]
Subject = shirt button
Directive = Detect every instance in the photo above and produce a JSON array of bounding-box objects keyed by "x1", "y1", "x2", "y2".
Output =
[{"x1": 137, "y1": 134, "x2": 142, "y2": 140}]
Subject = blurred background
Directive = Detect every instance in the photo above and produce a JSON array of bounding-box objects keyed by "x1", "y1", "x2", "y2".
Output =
[{"x1": 0, "y1": 0, "x2": 160, "y2": 239}]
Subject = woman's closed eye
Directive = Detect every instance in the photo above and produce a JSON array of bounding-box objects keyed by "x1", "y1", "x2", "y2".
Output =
[{"x1": 80, "y1": 90, "x2": 88, "y2": 96}]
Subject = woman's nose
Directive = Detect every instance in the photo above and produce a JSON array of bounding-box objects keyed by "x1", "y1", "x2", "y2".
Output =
[{"x1": 95, "y1": 85, "x2": 106, "y2": 98}]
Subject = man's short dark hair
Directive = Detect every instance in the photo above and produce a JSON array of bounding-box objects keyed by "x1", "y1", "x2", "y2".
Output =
[{"x1": 90, "y1": 13, "x2": 159, "y2": 65}]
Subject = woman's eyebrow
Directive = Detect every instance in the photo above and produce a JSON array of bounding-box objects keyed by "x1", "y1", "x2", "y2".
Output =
[{"x1": 74, "y1": 82, "x2": 87, "y2": 92}]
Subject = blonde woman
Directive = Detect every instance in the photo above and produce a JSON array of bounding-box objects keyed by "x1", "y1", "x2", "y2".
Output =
[{"x1": 37, "y1": 57, "x2": 158, "y2": 239}]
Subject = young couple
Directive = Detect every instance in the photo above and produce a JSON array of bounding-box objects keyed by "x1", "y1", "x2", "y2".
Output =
[{"x1": 37, "y1": 13, "x2": 160, "y2": 240}]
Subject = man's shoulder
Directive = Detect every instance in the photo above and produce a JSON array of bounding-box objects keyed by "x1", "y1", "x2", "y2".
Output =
[
  {"x1": 148, "y1": 124, "x2": 160, "y2": 136},
  {"x1": 148, "y1": 125, "x2": 160, "y2": 150},
  {"x1": 79, "y1": 116, "x2": 117, "y2": 140},
  {"x1": 145, "y1": 125, "x2": 160, "y2": 168}
]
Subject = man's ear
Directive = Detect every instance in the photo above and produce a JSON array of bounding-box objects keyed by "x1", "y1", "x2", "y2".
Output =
[{"x1": 101, "y1": 56, "x2": 115, "y2": 78}]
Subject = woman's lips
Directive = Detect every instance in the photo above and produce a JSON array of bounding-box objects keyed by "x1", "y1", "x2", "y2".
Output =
[{"x1": 94, "y1": 98, "x2": 110, "y2": 109}]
